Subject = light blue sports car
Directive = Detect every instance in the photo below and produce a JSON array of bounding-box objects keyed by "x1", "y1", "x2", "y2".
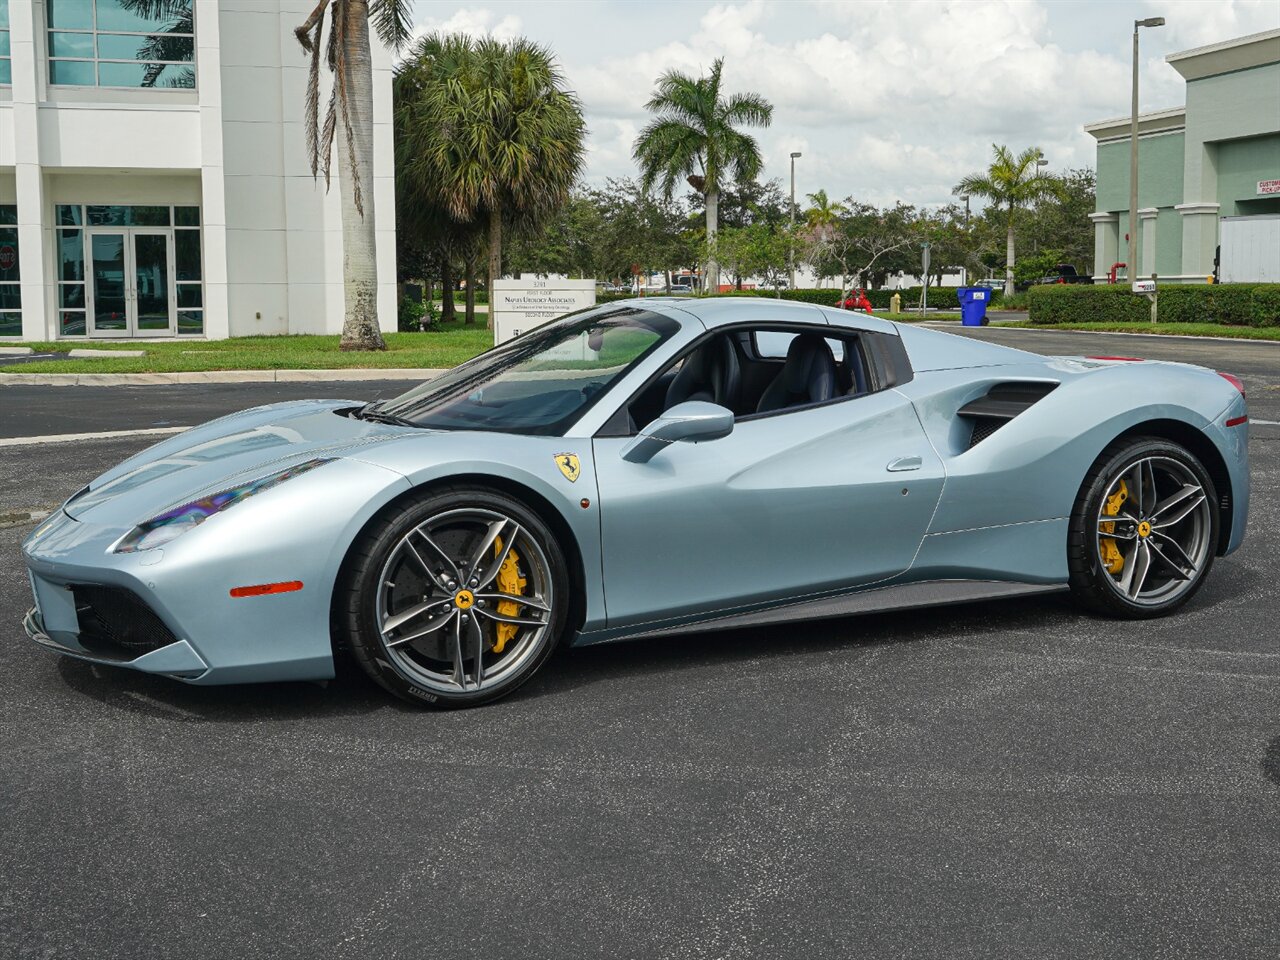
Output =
[{"x1": 22, "y1": 298, "x2": 1250, "y2": 707}]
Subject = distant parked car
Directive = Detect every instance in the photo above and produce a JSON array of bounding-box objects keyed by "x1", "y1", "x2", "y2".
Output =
[
  {"x1": 1016, "y1": 264, "x2": 1094, "y2": 291},
  {"x1": 975, "y1": 278, "x2": 1004, "y2": 291},
  {"x1": 759, "y1": 278, "x2": 789, "y2": 290},
  {"x1": 1037, "y1": 264, "x2": 1093, "y2": 286},
  {"x1": 668, "y1": 283, "x2": 694, "y2": 295}
]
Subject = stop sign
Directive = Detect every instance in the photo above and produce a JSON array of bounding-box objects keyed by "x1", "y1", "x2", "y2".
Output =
[{"x1": 0, "y1": 245, "x2": 15, "y2": 273}]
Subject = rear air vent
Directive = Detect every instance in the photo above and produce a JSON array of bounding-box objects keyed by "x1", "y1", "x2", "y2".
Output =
[{"x1": 959, "y1": 381, "x2": 1058, "y2": 449}]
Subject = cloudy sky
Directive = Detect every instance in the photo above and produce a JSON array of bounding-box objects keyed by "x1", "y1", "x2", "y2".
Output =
[{"x1": 407, "y1": 0, "x2": 1279, "y2": 211}]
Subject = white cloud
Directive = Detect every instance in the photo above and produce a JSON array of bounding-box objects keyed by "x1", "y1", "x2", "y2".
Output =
[
  {"x1": 409, "y1": 7, "x2": 522, "y2": 46},
  {"x1": 409, "y1": 0, "x2": 1280, "y2": 209}
]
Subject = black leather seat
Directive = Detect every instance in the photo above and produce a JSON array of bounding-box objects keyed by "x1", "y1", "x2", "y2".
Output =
[
  {"x1": 664, "y1": 335, "x2": 742, "y2": 412},
  {"x1": 756, "y1": 334, "x2": 838, "y2": 413}
]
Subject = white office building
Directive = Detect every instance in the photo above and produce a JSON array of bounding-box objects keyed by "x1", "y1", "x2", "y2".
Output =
[{"x1": 0, "y1": 0, "x2": 396, "y2": 341}]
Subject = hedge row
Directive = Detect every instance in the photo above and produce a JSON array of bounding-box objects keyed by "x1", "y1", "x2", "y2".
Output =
[
  {"x1": 600, "y1": 287, "x2": 996, "y2": 310},
  {"x1": 1026, "y1": 283, "x2": 1280, "y2": 326}
]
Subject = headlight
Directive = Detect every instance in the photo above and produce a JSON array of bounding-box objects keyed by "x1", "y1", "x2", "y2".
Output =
[{"x1": 113, "y1": 458, "x2": 334, "y2": 554}]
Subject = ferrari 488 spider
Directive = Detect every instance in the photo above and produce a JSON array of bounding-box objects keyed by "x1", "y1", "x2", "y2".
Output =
[{"x1": 22, "y1": 298, "x2": 1249, "y2": 707}]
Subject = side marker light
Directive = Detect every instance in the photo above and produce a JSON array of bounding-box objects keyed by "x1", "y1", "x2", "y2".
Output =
[{"x1": 230, "y1": 581, "x2": 304, "y2": 598}]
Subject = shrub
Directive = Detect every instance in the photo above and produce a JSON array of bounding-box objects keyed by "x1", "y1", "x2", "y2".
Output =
[
  {"x1": 1026, "y1": 282, "x2": 1280, "y2": 327},
  {"x1": 1251, "y1": 284, "x2": 1280, "y2": 327},
  {"x1": 1158, "y1": 284, "x2": 1253, "y2": 325},
  {"x1": 1026, "y1": 284, "x2": 1150, "y2": 324},
  {"x1": 398, "y1": 296, "x2": 441, "y2": 332}
]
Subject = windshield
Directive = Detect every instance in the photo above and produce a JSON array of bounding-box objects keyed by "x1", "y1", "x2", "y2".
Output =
[{"x1": 372, "y1": 305, "x2": 681, "y2": 435}]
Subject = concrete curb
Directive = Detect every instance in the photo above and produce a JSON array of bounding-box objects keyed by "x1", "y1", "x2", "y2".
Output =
[
  {"x1": 0, "y1": 367, "x2": 444, "y2": 386},
  {"x1": 0, "y1": 347, "x2": 35, "y2": 356}
]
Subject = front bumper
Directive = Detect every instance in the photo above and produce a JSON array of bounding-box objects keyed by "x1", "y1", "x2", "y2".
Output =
[
  {"x1": 20, "y1": 457, "x2": 413, "y2": 686},
  {"x1": 23, "y1": 604, "x2": 210, "y2": 679}
]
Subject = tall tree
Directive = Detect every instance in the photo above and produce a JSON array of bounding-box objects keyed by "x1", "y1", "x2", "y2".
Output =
[
  {"x1": 296, "y1": 0, "x2": 411, "y2": 351},
  {"x1": 804, "y1": 189, "x2": 848, "y2": 230},
  {"x1": 954, "y1": 145, "x2": 1060, "y2": 296},
  {"x1": 632, "y1": 58, "x2": 772, "y2": 294},
  {"x1": 396, "y1": 33, "x2": 586, "y2": 317}
]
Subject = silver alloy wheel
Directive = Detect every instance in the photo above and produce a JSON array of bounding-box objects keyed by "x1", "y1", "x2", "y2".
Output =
[
  {"x1": 374, "y1": 508, "x2": 554, "y2": 694},
  {"x1": 1095, "y1": 455, "x2": 1213, "y2": 607}
]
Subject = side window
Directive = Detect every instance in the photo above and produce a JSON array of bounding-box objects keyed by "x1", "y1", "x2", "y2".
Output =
[
  {"x1": 753, "y1": 331, "x2": 845, "y2": 362},
  {"x1": 599, "y1": 324, "x2": 911, "y2": 438}
]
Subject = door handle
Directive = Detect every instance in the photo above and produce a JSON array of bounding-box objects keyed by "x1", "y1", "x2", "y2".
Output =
[{"x1": 887, "y1": 456, "x2": 922, "y2": 472}]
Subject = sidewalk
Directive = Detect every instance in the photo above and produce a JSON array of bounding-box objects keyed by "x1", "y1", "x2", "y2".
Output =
[{"x1": 0, "y1": 368, "x2": 443, "y2": 386}]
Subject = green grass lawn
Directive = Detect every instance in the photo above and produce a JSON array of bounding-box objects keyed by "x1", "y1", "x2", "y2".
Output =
[
  {"x1": 4, "y1": 321, "x2": 494, "y2": 374},
  {"x1": 999, "y1": 321, "x2": 1280, "y2": 341}
]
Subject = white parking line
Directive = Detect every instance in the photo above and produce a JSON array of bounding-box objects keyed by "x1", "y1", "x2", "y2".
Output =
[
  {"x1": 0, "y1": 426, "x2": 189, "y2": 448},
  {"x1": 1253, "y1": 419, "x2": 1280, "y2": 426}
]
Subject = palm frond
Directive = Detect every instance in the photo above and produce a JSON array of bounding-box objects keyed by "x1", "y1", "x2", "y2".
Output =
[
  {"x1": 368, "y1": 0, "x2": 411, "y2": 51},
  {"x1": 295, "y1": 0, "x2": 329, "y2": 181}
]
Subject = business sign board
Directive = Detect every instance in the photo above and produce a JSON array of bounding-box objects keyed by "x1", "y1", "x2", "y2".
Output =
[
  {"x1": 1258, "y1": 179, "x2": 1280, "y2": 196},
  {"x1": 492, "y1": 279, "x2": 596, "y2": 346}
]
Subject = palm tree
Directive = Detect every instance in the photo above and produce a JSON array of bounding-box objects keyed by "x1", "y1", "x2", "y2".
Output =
[
  {"x1": 396, "y1": 34, "x2": 586, "y2": 316},
  {"x1": 296, "y1": 0, "x2": 411, "y2": 351},
  {"x1": 955, "y1": 145, "x2": 1060, "y2": 296},
  {"x1": 805, "y1": 189, "x2": 847, "y2": 230},
  {"x1": 632, "y1": 58, "x2": 772, "y2": 294}
]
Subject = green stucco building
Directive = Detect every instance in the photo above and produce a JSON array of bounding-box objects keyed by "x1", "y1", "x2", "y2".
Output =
[{"x1": 1085, "y1": 29, "x2": 1280, "y2": 284}]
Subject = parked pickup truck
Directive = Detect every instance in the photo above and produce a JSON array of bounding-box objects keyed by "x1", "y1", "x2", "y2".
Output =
[{"x1": 1036, "y1": 264, "x2": 1093, "y2": 286}]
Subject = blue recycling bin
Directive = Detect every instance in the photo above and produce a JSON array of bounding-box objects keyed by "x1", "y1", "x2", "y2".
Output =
[{"x1": 956, "y1": 286, "x2": 991, "y2": 326}]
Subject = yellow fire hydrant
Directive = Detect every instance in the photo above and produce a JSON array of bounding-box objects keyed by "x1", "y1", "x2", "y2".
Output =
[{"x1": 890, "y1": 292, "x2": 902, "y2": 314}]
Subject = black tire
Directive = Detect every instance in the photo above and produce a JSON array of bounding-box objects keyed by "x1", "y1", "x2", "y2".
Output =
[
  {"x1": 335, "y1": 485, "x2": 570, "y2": 708},
  {"x1": 1068, "y1": 437, "x2": 1218, "y2": 619}
]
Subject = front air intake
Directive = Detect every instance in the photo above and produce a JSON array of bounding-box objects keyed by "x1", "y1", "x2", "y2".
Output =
[{"x1": 72, "y1": 586, "x2": 179, "y2": 659}]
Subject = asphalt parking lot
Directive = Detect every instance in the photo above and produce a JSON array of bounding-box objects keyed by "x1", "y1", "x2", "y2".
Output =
[{"x1": 2, "y1": 327, "x2": 1278, "y2": 959}]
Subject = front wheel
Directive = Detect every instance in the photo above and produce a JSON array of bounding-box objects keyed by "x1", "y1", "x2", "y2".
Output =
[
  {"x1": 1068, "y1": 438, "x2": 1219, "y2": 619},
  {"x1": 337, "y1": 486, "x2": 569, "y2": 708}
]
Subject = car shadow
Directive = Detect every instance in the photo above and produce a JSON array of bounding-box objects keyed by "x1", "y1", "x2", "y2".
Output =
[
  {"x1": 52, "y1": 592, "x2": 1079, "y2": 720},
  {"x1": 516, "y1": 593, "x2": 1079, "y2": 702}
]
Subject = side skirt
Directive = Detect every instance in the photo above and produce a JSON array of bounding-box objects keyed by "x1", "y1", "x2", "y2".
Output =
[{"x1": 574, "y1": 579, "x2": 1068, "y2": 646}]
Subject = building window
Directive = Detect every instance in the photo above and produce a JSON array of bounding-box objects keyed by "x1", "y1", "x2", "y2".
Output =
[
  {"x1": 0, "y1": 1, "x2": 12, "y2": 86},
  {"x1": 47, "y1": 0, "x2": 195, "y2": 89},
  {"x1": 0, "y1": 205, "x2": 19, "y2": 337},
  {"x1": 56, "y1": 204, "x2": 203, "y2": 337}
]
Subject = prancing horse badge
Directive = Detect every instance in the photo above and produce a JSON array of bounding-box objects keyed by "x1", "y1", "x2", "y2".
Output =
[{"x1": 555, "y1": 453, "x2": 581, "y2": 483}]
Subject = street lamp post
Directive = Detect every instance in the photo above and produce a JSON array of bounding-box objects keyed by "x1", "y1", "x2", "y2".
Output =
[
  {"x1": 960, "y1": 195, "x2": 970, "y2": 286},
  {"x1": 789, "y1": 151, "x2": 802, "y2": 290},
  {"x1": 1129, "y1": 17, "x2": 1165, "y2": 282}
]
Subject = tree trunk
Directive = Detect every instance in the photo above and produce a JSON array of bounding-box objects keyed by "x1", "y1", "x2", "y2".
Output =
[
  {"x1": 1005, "y1": 208, "x2": 1016, "y2": 298},
  {"x1": 337, "y1": 1, "x2": 385, "y2": 351},
  {"x1": 487, "y1": 204, "x2": 501, "y2": 329},
  {"x1": 465, "y1": 258, "x2": 477, "y2": 325},
  {"x1": 440, "y1": 259, "x2": 456, "y2": 324},
  {"x1": 705, "y1": 189, "x2": 719, "y2": 294}
]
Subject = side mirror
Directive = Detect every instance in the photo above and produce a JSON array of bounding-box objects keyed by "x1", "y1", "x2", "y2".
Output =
[{"x1": 621, "y1": 401, "x2": 734, "y2": 464}]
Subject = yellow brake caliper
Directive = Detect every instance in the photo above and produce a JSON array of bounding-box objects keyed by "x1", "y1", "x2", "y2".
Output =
[
  {"x1": 491, "y1": 536, "x2": 526, "y2": 654},
  {"x1": 1099, "y1": 479, "x2": 1129, "y2": 575}
]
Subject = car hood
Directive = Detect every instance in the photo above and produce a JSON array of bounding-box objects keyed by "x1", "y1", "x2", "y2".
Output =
[{"x1": 64, "y1": 399, "x2": 414, "y2": 526}]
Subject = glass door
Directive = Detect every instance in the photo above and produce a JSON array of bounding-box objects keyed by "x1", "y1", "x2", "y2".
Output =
[
  {"x1": 132, "y1": 231, "x2": 174, "y2": 335},
  {"x1": 88, "y1": 231, "x2": 129, "y2": 335},
  {"x1": 86, "y1": 228, "x2": 176, "y2": 337}
]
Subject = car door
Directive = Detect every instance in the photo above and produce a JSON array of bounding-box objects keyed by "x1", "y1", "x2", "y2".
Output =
[{"x1": 591, "y1": 386, "x2": 945, "y2": 628}]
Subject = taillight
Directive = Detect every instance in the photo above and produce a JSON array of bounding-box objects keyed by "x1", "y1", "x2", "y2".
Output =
[{"x1": 1218, "y1": 372, "x2": 1245, "y2": 398}]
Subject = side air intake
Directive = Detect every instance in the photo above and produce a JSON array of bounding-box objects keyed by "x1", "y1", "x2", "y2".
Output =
[{"x1": 958, "y1": 382, "x2": 1058, "y2": 449}]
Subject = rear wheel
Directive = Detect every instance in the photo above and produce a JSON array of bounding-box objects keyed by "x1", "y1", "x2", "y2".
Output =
[
  {"x1": 337, "y1": 486, "x2": 569, "y2": 708},
  {"x1": 1068, "y1": 438, "x2": 1218, "y2": 618}
]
